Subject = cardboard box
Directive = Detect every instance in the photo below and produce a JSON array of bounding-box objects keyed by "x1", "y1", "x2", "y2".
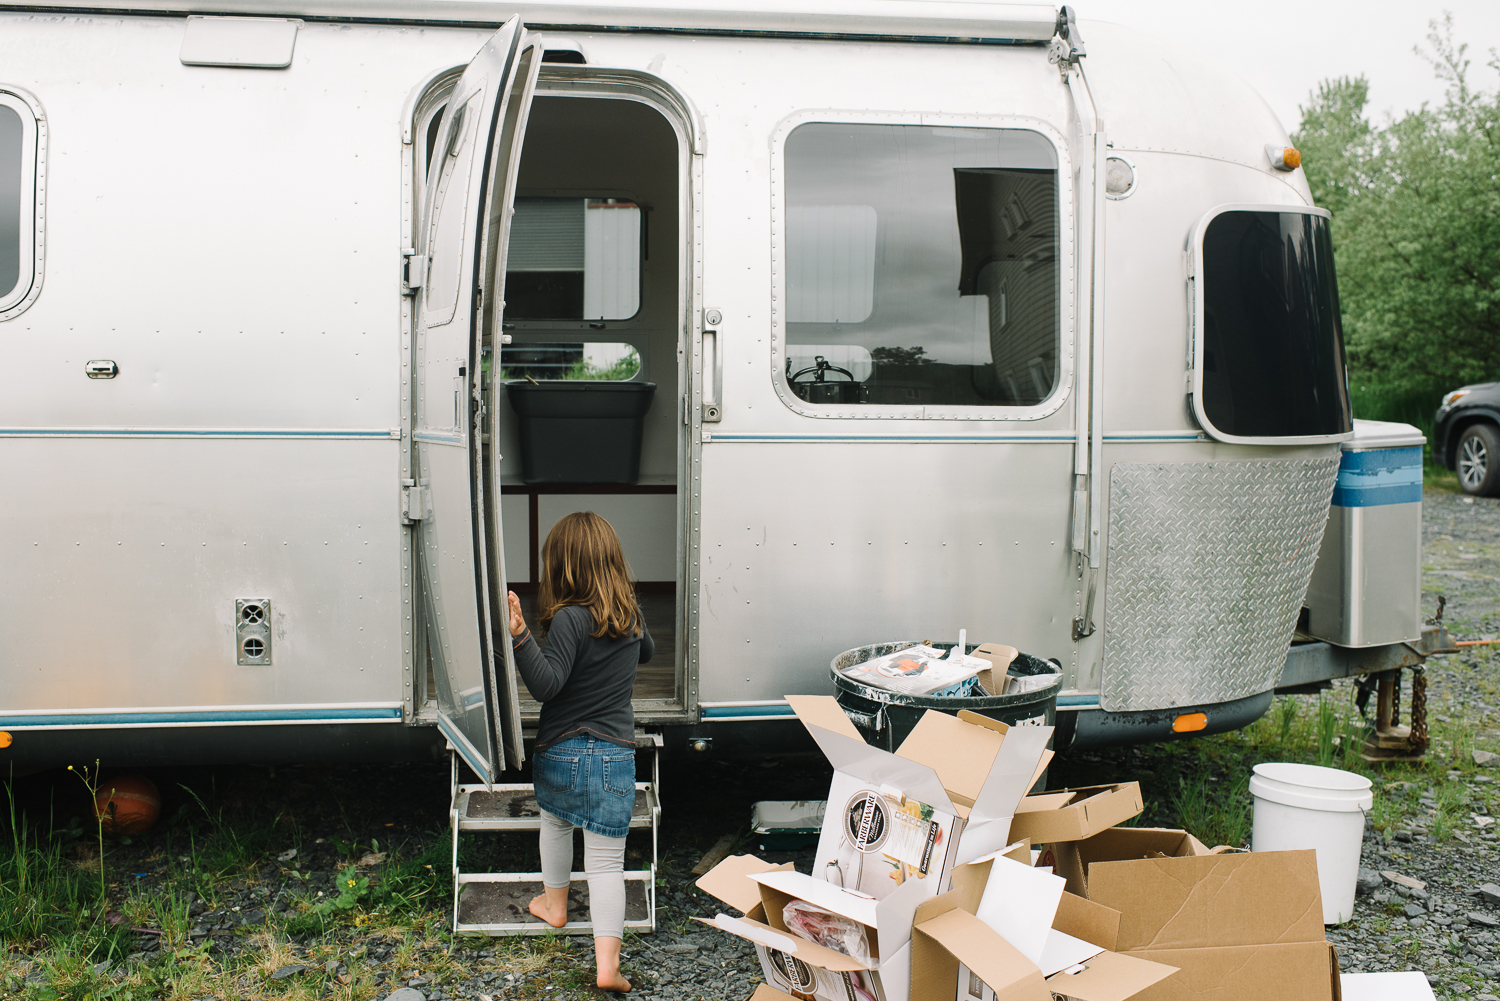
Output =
[
  {"x1": 1036, "y1": 827, "x2": 1210, "y2": 900},
  {"x1": 788, "y1": 696, "x2": 1054, "y2": 902},
  {"x1": 696, "y1": 853, "x2": 914, "y2": 1001},
  {"x1": 1086, "y1": 848, "x2": 1341, "y2": 1001},
  {"x1": 910, "y1": 853, "x2": 1177, "y2": 1001},
  {"x1": 1006, "y1": 783, "x2": 1144, "y2": 846}
]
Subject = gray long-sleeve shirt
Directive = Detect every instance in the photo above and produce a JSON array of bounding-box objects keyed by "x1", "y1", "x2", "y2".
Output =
[{"x1": 512, "y1": 603, "x2": 654, "y2": 751}]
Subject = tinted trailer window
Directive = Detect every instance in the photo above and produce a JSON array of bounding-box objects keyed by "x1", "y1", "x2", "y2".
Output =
[
  {"x1": 1198, "y1": 210, "x2": 1352, "y2": 440},
  {"x1": 780, "y1": 124, "x2": 1060, "y2": 411}
]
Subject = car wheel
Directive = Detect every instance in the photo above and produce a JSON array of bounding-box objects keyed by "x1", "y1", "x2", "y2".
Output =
[{"x1": 1457, "y1": 424, "x2": 1500, "y2": 496}]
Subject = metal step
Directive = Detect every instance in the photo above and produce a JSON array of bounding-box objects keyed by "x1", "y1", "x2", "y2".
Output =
[
  {"x1": 453, "y1": 782, "x2": 660, "y2": 832},
  {"x1": 453, "y1": 868, "x2": 656, "y2": 936}
]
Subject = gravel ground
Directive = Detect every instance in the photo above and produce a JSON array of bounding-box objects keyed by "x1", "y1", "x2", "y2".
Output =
[{"x1": 5, "y1": 488, "x2": 1500, "y2": 1001}]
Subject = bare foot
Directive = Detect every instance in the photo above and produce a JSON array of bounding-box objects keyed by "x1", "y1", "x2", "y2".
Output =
[
  {"x1": 597, "y1": 971, "x2": 632, "y2": 993},
  {"x1": 595, "y1": 936, "x2": 631, "y2": 993},
  {"x1": 527, "y1": 889, "x2": 567, "y2": 928}
]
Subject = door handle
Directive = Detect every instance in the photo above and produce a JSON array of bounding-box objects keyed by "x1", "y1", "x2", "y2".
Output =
[{"x1": 702, "y1": 308, "x2": 723, "y2": 423}]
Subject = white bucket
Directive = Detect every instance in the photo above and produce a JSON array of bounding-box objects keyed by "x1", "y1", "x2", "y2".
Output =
[{"x1": 1249, "y1": 762, "x2": 1373, "y2": 924}]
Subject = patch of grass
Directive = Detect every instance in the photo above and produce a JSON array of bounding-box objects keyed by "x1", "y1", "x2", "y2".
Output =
[{"x1": 1170, "y1": 772, "x2": 1251, "y2": 849}]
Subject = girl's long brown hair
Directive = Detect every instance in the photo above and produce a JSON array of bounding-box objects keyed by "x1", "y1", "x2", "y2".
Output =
[{"x1": 538, "y1": 511, "x2": 641, "y2": 639}]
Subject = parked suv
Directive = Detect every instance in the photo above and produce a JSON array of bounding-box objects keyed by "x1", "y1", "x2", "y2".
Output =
[{"x1": 1435, "y1": 381, "x2": 1500, "y2": 495}]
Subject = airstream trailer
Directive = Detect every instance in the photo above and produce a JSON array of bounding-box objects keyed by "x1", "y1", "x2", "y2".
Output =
[{"x1": 0, "y1": 1, "x2": 1434, "y2": 781}]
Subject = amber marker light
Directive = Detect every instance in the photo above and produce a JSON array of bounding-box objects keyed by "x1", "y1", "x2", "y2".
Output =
[
  {"x1": 1172, "y1": 713, "x2": 1208, "y2": 733},
  {"x1": 1266, "y1": 145, "x2": 1301, "y2": 171},
  {"x1": 0, "y1": 732, "x2": 12, "y2": 748}
]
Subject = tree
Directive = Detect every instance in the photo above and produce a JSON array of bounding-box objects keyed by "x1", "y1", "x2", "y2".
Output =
[{"x1": 1294, "y1": 16, "x2": 1500, "y2": 399}]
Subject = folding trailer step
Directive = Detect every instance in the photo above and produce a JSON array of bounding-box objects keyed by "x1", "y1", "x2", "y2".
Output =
[
  {"x1": 455, "y1": 782, "x2": 660, "y2": 833},
  {"x1": 454, "y1": 869, "x2": 656, "y2": 936}
]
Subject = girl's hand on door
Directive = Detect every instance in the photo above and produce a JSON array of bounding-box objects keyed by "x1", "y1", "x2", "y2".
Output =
[{"x1": 507, "y1": 591, "x2": 527, "y2": 638}]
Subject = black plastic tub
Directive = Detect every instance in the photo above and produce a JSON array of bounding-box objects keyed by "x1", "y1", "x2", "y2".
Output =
[
  {"x1": 506, "y1": 381, "x2": 656, "y2": 484},
  {"x1": 830, "y1": 641, "x2": 1062, "y2": 752}
]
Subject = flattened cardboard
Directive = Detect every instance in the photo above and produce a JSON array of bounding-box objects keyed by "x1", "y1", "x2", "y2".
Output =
[
  {"x1": 1087, "y1": 849, "x2": 1335, "y2": 1001},
  {"x1": 970, "y1": 643, "x2": 1018, "y2": 696},
  {"x1": 1090, "y1": 850, "x2": 1324, "y2": 952},
  {"x1": 1007, "y1": 783, "x2": 1144, "y2": 845},
  {"x1": 1038, "y1": 827, "x2": 1210, "y2": 899}
]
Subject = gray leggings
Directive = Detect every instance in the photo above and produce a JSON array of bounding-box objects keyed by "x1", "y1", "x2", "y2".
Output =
[{"x1": 539, "y1": 809, "x2": 627, "y2": 940}]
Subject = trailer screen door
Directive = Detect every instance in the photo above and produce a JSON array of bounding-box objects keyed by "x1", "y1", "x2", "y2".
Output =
[{"x1": 414, "y1": 17, "x2": 539, "y2": 779}]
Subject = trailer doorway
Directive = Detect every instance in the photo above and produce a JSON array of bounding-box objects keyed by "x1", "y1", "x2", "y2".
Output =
[{"x1": 491, "y1": 89, "x2": 689, "y2": 721}]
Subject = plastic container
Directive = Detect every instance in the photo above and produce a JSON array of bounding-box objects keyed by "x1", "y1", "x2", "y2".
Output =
[
  {"x1": 1303, "y1": 419, "x2": 1425, "y2": 647},
  {"x1": 1249, "y1": 762, "x2": 1374, "y2": 924},
  {"x1": 830, "y1": 641, "x2": 1061, "y2": 753},
  {"x1": 506, "y1": 381, "x2": 656, "y2": 484}
]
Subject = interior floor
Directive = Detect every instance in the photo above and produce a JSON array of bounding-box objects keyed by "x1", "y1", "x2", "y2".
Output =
[{"x1": 514, "y1": 589, "x2": 676, "y2": 703}]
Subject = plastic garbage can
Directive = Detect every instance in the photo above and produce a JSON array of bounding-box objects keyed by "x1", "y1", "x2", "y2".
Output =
[
  {"x1": 506, "y1": 381, "x2": 656, "y2": 484},
  {"x1": 1249, "y1": 762, "x2": 1374, "y2": 924},
  {"x1": 830, "y1": 641, "x2": 1061, "y2": 753}
]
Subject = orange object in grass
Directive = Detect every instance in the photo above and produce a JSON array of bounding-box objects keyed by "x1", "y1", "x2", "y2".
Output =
[
  {"x1": 94, "y1": 774, "x2": 161, "y2": 835},
  {"x1": 1172, "y1": 712, "x2": 1208, "y2": 733}
]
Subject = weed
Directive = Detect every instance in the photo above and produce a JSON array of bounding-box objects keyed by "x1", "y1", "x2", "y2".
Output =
[
  {"x1": 1316, "y1": 697, "x2": 1340, "y2": 768},
  {"x1": 64, "y1": 762, "x2": 106, "y2": 901},
  {"x1": 1275, "y1": 696, "x2": 1299, "y2": 749},
  {"x1": 1170, "y1": 773, "x2": 1250, "y2": 849}
]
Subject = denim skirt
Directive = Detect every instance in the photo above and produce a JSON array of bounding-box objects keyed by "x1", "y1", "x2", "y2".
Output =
[{"x1": 532, "y1": 734, "x2": 637, "y2": 839}]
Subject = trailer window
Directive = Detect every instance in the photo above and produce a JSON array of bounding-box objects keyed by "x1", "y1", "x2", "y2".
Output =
[
  {"x1": 780, "y1": 124, "x2": 1059, "y2": 410},
  {"x1": 1197, "y1": 210, "x2": 1351, "y2": 440},
  {"x1": 498, "y1": 341, "x2": 641, "y2": 380},
  {"x1": 0, "y1": 92, "x2": 40, "y2": 315},
  {"x1": 505, "y1": 197, "x2": 641, "y2": 321}
]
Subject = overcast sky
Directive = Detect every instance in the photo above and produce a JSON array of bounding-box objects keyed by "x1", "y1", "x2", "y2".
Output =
[{"x1": 1076, "y1": 1, "x2": 1500, "y2": 132}]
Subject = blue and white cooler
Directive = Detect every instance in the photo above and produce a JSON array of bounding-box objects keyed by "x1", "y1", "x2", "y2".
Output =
[{"x1": 1303, "y1": 419, "x2": 1425, "y2": 647}]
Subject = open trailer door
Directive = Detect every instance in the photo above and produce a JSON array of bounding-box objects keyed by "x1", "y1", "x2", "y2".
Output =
[{"x1": 413, "y1": 17, "x2": 539, "y2": 780}]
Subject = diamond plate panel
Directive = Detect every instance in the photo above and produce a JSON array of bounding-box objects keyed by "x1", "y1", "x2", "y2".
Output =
[{"x1": 1101, "y1": 457, "x2": 1339, "y2": 712}]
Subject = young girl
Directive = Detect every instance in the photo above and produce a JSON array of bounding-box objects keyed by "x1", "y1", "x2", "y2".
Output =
[{"x1": 506, "y1": 511, "x2": 653, "y2": 994}]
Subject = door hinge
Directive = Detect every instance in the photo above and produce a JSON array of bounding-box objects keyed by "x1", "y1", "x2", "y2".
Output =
[
  {"x1": 403, "y1": 251, "x2": 426, "y2": 295},
  {"x1": 401, "y1": 481, "x2": 430, "y2": 524}
]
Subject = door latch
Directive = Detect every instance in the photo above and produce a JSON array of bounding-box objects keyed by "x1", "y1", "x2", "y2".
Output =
[
  {"x1": 403, "y1": 250, "x2": 426, "y2": 295},
  {"x1": 401, "y1": 481, "x2": 430, "y2": 523}
]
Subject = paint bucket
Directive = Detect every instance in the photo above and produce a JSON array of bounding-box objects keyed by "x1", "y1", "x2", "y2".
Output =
[{"x1": 1249, "y1": 762, "x2": 1373, "y2": 924}]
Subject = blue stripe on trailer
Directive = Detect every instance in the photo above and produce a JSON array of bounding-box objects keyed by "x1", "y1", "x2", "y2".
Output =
[
  {"x1": 1331, "y1": 446, "x2": 1423, "y2": 507},
  {"x1": 0, "y1": 707, "x2": 403, "y2": 727},
  {"x1": 0, "y1": 428, "x2": 397, "y2": 438},
  {"x1": 1056, "y1": 695, "x2": 1101, "y2": 708},
  {"x1": 701, "y1": 704, "x2": 798, "y2": 718}
]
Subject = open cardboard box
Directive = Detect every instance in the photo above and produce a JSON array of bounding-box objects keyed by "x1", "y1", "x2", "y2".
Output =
[
  {"x1": 911, "y1": 851, "x2": 1178, "y2": 1001},
  {"x1": 1006, "y1": 783, "x2": 1144, "y2": 846},
  {"x1": 696, "y1": 853, "x2": 913, "y2": 1001},
  {"x1": 1086, "y1": 848, "x2": 1341, "y2": 1001},
  {"x1": 1036, "y1": 827, "x2": 1211, "y2": 900},
  {"x1": 787, "y1": 696, "x2": 1054, "y2": 902}
]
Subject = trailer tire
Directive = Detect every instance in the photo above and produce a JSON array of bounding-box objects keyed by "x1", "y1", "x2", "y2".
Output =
[{"x1": 1457, "y1": 423, "x2": 1500, "y2": 496}]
